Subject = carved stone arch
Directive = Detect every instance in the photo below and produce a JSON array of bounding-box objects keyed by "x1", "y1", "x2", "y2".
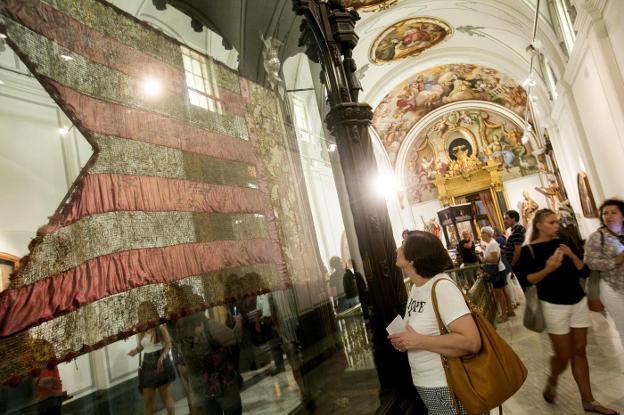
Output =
[{"x1": 394, "y1": 100, "x2": 537, "y2": 182}]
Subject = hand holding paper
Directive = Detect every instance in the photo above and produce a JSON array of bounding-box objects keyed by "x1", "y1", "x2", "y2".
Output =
[{"x1": 386, "y1": 314, "x2": 407, "y2": 335}]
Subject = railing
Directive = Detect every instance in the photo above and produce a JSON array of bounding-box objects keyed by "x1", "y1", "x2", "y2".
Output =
[
  {"x1": 335, "y1": 304, "x2": 374, "y2": 370},
  {"x1": 334, "y1": 265, "x2": 499, "y2": 370},
  {"x1": 404, "y1": 264, "x2": 498, "y2": 324}
]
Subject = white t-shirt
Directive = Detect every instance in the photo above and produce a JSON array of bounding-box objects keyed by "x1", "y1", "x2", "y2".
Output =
[
  {"x1": 139, "y1": 330, "x2": 163, "y2": 354},
  {"x1": 404, "y1": 273, "x2": 471, "y2": 387},
  {"x1": 484, "y1": 239, "x2": 506, "y2": 271}
]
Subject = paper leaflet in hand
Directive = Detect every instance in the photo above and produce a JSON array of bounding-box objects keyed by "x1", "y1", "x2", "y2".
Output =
[{"x1": 386, "y1": 314, "x2": 407, "y2": 335}]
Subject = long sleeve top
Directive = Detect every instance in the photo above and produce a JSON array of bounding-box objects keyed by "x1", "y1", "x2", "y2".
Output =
[{"x1": 584, "y1": 229, "x2": 624, "y2": 293}]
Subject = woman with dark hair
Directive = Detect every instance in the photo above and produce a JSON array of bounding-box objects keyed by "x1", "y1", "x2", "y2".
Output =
[
  {"x1": 389, "y1": 231, "x2": 481, "y2": 414},
  {"x1": 517, "y1": 209, "x2": 617, "y2": 415},
  {"x1": 585, "y1": 199, "x2": 624, "y2": 348},
  {"x1": 128, "y1": 301, "x2": 176, "y2": 415}
]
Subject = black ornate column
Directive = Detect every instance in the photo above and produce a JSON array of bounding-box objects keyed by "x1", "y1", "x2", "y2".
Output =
[{"x1": 294, "y1": 1, "x2": 425, "y2": 412}]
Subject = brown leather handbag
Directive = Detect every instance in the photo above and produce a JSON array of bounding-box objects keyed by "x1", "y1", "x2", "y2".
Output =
[{"x1": 431, "y1": 279, "x2": 527, "y2": 415}]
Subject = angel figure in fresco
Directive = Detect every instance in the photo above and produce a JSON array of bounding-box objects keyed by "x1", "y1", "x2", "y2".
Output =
[
  {"x1": 521, "y1": 191, "x2": 539, "y2": 226},
  {"x1": 487, "y1": 134, "x2": 515, "y2": 167},
  {"x1": 439, "y1": 73, "x2": 481, "y2": 103},
  {"x1": 420, "y1": 157, "x2": 441, "y2": 183},
  {"x1": 505, "y1": 126, "x2": 522, "y2": 147},
  {"x1": 400, "y1": 26, "x2": 432, "y2": 50},
  {"x1": 429, "y1": 118, "x2": 448, "y2": 138}
]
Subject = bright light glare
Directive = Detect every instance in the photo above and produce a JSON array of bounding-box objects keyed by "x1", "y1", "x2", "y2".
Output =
[
  {"x1": 0, "y1": 80, "x2": 4, "y2": 85},
  {"x1": 521, "y1": 133, "x2": 529, "y2": 144},
  {"x1": 60, "y1": 54, "x2": 74, "y2": 61},
  {"x1": 0, "y1": 34, "x2": 6, "y2": 39},
  {"x1": 143, "y1": 78, "x2": 161, "y2": 97},
  {"x1": 59, "y1": 126, "x2": 70, "y2": 135},
  {"x1": 374, "y1": 173, "x2": 401, "y2": 197},
  {"x1": 328, "y1": 143, "x2": 337, "y2": 152}
]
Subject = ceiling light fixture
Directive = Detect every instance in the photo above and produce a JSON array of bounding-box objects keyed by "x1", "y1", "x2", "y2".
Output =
[
  {"x1": 522, "y1": 78, "x2": 537, "y2": 88},
  {"x1": 521, "y1": 0, "x2": 541, "y2": 146},
  {"x1": 0, "y1": 34, "x2": 6, "y2": 39}
]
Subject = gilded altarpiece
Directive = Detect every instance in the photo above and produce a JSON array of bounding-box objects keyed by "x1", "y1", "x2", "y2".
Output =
[{"x1": 404, "y1": 108, "x2": 540, "y2": 205}]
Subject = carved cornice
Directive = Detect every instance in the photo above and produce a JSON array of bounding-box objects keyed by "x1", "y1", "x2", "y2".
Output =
[{"x1": 325, "y1": 103, "x2": 373, "y2": 127}]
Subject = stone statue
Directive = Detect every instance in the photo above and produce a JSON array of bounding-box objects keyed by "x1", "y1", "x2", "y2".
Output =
[
  {"x1": 521, "y1": 190, "x2": 539, "y2": 226},
  {"x1": 260, "y1": 33, "x2": 285, "y2": 96}
]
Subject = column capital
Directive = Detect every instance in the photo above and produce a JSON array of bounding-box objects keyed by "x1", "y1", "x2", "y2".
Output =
[{"x1": 325, "y1": 103, "x2": 372, "y2": 128}]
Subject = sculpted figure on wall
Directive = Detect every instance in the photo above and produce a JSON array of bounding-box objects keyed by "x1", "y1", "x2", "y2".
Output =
[{"x1": 521, "y1": 191, "x2": 539, "y2": 226}]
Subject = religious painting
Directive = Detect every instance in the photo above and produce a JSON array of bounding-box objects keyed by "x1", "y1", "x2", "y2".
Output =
[
  {"x1": 577, "y1": 172, "x2": 599, "y2": 218},
  {"x1": 370, "y1": 17, "x2": 452, "y2": 63},
  {"x1": 403, "y1": 108, "x2": 538, "y2": 204},
  {"x1": 372, "y1": 64, "x2": 527, "y2": 163},
  {"x1": 448, "y1": 137, "x2": 474, "y2": 160},
  {"x1": 344, "y1": 0, "x2": 398, "y2": 12}
]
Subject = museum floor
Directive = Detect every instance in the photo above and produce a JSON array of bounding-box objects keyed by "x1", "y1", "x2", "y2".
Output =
[{"x1": 158, "y1": 309, "x2": 624, "y2": 415}]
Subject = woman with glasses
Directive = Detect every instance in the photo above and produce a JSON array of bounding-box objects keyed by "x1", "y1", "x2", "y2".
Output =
[
  {"x1": 517, "y1": 209, "x2": 617, "y2": 415},
  {"x1": 584, "y1": 199, "x2": 624, "y2": 348}
]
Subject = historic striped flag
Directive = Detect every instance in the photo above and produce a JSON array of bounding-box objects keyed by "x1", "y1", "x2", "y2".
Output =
[{"x1": 0, "y1": 0, "x2": 320, "y2": 383}]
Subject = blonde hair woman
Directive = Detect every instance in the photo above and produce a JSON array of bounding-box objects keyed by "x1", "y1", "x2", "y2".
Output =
[
  {"x1": 128, "y1": 301, "x2": 176, "y2": 415},
  {"x1": 517, "y1": 209, "x2": 618, "y2": 415}
]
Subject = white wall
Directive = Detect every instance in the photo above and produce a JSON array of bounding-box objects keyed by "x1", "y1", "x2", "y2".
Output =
[
  {"x1": 543, "y1": 0, "x2": 624, "y2": 237},
  {"x1": 603, "y1": 1, "x2": 624, "y2": 89},
  {"x1": 0, "y1": 94, "x2": 68, "y2": 256},
  {"x1": 571, "y1": 48, "x2": 624, "y2": 200}
]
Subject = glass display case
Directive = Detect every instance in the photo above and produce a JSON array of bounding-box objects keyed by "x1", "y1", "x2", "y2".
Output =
[{"x1": 437, "y1": 203, "x2": 477, "y2": 249}]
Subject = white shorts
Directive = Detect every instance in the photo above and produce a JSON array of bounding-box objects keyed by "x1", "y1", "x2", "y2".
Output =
[{"x1": 540, "y1": 297, "x2": 591, "y2": 335}]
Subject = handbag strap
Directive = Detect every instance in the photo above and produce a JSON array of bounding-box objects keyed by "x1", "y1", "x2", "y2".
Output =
[{"x1": 430, "y1": 278, "x2": 474, "y2": 334}]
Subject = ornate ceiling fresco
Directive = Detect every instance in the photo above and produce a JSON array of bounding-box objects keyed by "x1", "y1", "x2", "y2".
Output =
[
  {"x1": 369, "y1": 17, "x2": 453, "y2": 64},
  {"x1": 372, "y1": 63, "x2": 527, "y2": 163},
  {"x1": 344, "y1": 0, "x2": 399, "y2": 12},
  {"x1": 403, "y1": 108, "x2": 539, "y2": 204}
]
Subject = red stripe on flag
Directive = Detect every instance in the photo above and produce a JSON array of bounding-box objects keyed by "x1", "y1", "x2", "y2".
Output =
[
  {"x1": 48, "y1": 174, "x2": 268, "y2": 231},
  {"x1": 219, "y1": 89, "x2": 247, "y2": 117},
  {"x1": 3, "y1": 1, "x2": 186, "y2": 90},
  {"x1": 0, "y1": 239, "x2": 284, "y2": 337},
  {"x1": 50, "y1": 81, "x2": 257, "y2": 164}
]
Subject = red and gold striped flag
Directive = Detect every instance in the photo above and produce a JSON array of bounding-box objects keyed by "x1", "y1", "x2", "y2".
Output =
[{"x1": 0, "y1": 0, "x2": 316, "y2": 383}]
